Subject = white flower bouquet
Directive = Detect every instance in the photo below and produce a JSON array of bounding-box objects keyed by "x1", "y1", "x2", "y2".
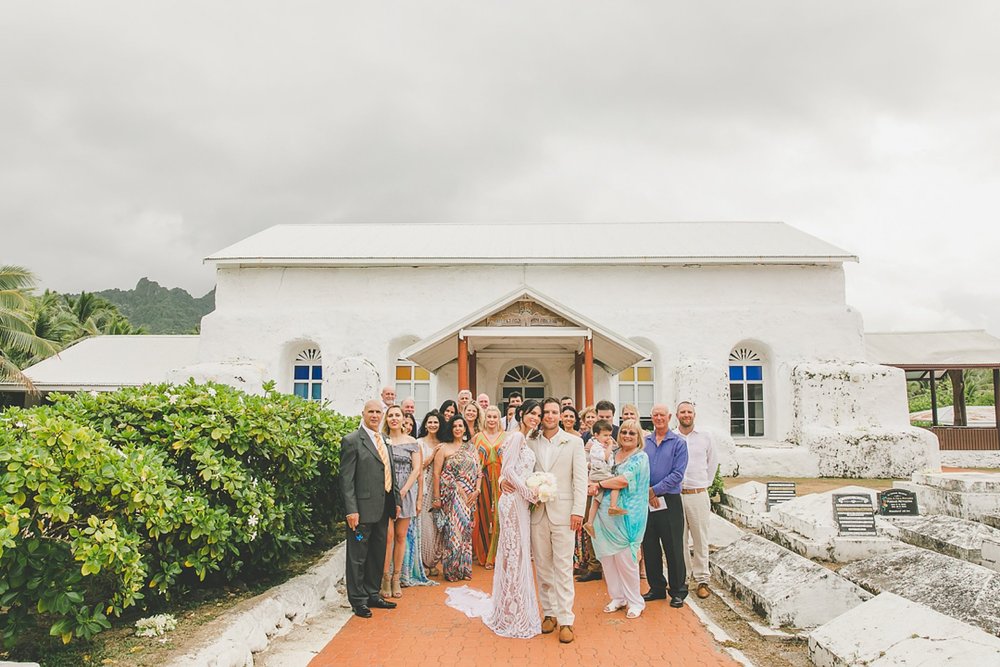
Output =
[{"x1": 525, "y1": 471, "x2": 557, "y2": 506}]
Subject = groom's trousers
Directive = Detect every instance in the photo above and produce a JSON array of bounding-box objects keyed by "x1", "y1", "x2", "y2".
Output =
[{"x1": 531, "y1": 518, "x2": 576, "y2": 626}]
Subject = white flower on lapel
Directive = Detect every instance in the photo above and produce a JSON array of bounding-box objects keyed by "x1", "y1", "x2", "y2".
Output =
[{"x1": 558, "y1": 436, "x2": 569, "y2": 446}]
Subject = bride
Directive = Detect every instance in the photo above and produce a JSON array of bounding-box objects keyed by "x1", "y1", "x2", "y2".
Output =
[{"x1": 445, "y1": 400, "x2": 542, "y2": 638}]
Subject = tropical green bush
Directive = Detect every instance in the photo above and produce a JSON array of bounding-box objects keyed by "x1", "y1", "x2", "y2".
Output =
[{"x1": 0, "y1": 381, "x2": 357, "y2": 649}]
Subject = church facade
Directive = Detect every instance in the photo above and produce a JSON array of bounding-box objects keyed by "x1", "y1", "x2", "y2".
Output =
[{"x1": 172, "y1": 221, "x2": 939, "y2": 478}]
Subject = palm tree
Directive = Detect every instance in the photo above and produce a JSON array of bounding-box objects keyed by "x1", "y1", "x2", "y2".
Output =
[{"x1": 0, "y1": 266, "x2": 59, "y2": 391}]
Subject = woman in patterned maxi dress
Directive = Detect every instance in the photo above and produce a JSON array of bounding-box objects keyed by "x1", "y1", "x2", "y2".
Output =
[
  {"x1": 434, "y1": 416, "x2": 481, "y2": 582},
  {"x1": 445, "y1": 400, "x2": 543, "y2": 639},
  {"x1": 472, "y1": 406, "x2": 506, "y2": 568}
]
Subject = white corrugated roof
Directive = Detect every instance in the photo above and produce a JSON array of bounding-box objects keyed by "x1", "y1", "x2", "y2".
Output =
[
  {"x1": 205, "y1": 222, "x2": 856, "y2": 266},
  {"x1": 0, "y1": 335, "x2": 200, "y2": 392},
  {"x1": 866, "y1": 330, "x2": 1000, "y2": 368}
]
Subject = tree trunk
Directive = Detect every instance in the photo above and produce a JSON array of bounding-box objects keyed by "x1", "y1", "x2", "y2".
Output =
[{"x1": 948, "y1": 369, "x2": 967, "y2": 426}]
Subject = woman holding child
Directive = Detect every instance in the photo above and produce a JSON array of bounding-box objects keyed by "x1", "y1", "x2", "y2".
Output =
[{"x1": 588, "y1": 419, "x2": 650, "y2": 619}]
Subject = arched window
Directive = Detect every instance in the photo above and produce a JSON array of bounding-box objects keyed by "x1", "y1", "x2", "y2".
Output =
[
  {"x1": 501, "y1": 364, "x2": 546, "y2": 409},
  {"x1": 729, "y1": 347, "x2": 764, "y2": 437},
  {"x1": 293, "y1": 348, "x2": 323, "y2": 401},
  {"x1": 395, "y1": 361, "x2": 431, "y2": 416},
  {"x1": 618, "y1": 359, "x2": 654, "y2": 425}
]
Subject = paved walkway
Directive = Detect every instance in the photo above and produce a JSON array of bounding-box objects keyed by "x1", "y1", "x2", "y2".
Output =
[{"x1": 310, "y1": 565, "x2": 737, "y2": 666}]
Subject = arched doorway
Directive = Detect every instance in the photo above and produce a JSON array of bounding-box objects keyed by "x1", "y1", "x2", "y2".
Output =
[{"x1": 500, "y1": 364, "x2": 546, "y2": 410}]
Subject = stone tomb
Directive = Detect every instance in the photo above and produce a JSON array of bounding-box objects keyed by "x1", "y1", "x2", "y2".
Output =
[
  {"x1": 717, "y1": 481, "x2": 768, "y2": 529},
  {"x1": 758, "y1": 486, "x2": 901, "y2": 562},
  {"x1": 840, "y1": 546, "x2": 1000, "y2": 637},
  {"x1": 808, "y1": 592, "x2": 1000, "y2": 667},
  {"x1": 886, "y1": 513, "x2": 1000, "y2": 571},
  {"x1": 710, "y1": 533, "x2": 870, "y2": 629},
  {"x1": 895, "y1": 471, "x2": 1000, "y2": 522}
]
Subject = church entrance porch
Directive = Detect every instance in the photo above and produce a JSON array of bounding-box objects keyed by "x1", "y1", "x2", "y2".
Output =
[{"x1": 399, "y1": 288, "x2": 648, "y2": 410}]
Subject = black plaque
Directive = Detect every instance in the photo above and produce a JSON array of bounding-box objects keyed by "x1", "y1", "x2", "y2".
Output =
[
  {"x1": 877, "y1": 489, "x2": 919, "y2": 516},
  {"x1": 766, "y1": 482, "x2": 796, "y2": 511},
  {"x1": 832, "y1": 493, "x2": 877, "y2": 536}
]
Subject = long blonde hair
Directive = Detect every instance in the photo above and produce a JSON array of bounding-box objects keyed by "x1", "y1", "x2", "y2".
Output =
[{"x1": 462, "y1": 401, "x2": 484, "y2": 435}]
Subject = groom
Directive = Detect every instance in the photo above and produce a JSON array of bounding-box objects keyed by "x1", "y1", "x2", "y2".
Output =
[{"x1": 528, "y1": 397, "x2": 588, "y2": 643}]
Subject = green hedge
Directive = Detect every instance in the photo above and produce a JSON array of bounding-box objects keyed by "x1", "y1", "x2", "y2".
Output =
[{"x1": 0, "y1": 381, "x2": 357, "y2": 648}]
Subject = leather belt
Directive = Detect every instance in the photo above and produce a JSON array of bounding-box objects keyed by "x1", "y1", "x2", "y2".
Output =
[{"x1": 681, "y1": 487, "x2": 707, "y2": 494}]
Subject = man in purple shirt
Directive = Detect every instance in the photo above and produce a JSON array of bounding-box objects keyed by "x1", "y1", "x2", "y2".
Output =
[{"x1": 642, "y1": 403, "x2": 689, "y2": 607}]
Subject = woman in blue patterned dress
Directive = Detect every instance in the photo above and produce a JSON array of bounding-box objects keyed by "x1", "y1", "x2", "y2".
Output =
[
  {"x1": 589, "y1": 419, "x2": 650, "y2": 619},
  {"x1": 401, "y1": 411, "x2": 441, "y2": 587}
]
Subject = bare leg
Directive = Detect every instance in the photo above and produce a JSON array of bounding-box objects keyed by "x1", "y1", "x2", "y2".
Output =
[{"x1": 391, "y1": 518, "x2": 409, "y2": 597}]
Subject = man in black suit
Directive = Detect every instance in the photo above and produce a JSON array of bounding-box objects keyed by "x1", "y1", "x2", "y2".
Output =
[{"x1": 341, "y1": 399, "x2": 402, "y2": 617}]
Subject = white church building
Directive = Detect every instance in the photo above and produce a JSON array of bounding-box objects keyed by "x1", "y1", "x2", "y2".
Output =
[{"x1": 9, "y1": 222, "x2": 941, "y2": 478}]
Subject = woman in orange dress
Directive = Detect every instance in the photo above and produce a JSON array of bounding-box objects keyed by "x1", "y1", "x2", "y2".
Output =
[{"x1": 472, "y1": 405, "x2": 506, "y2": 568}]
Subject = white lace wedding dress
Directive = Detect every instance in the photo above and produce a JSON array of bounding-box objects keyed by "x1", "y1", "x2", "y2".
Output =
[{"x1": 445, "y1": 431, "x2": 541, "y2": 638}]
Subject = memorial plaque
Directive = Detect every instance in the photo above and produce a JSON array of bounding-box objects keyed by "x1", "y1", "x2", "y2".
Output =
[
  {"x1": 766, "y1": 481, "x2": 796, "y2": 511},
  {"x1": 877, "y1": 489, "x2": 919, "y2": 516},
  {"x1": 832, "y1": 493, "x2": 877, "y2": 536}
]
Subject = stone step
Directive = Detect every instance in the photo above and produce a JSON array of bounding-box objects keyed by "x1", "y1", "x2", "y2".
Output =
[
  {"x1": 808, "y1": 592, "x2": 1000, "y2": 667},
  {"x1": 709, "y1": 533, "x2": 870, "y2": 630},
  {"x1": 839, "y1": 546, "x2": 1000, "y2": 637},
  {"x1": 981, "y1": 514, "x2": 1000, "y2": 530},
  {"x1": 888, "y1": 513, "x2": 1000, "y2": 571}
]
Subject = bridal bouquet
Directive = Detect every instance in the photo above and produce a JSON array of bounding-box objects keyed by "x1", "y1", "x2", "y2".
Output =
[{"x1": 525, "y1": 471, "x2": 557, "y2": 507}]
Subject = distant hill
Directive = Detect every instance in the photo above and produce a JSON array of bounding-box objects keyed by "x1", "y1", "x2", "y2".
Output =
[{"x1": 94, "y1": 278, "x2": 215, "y2": 334}]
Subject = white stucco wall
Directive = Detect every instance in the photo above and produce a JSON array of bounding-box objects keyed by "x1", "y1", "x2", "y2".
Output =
[{"x1": 189, "y1": 261, "x2": 938, "y2": 477}]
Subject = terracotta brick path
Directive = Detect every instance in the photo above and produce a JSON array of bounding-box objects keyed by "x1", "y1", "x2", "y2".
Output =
[{"x1": 310, "y1": 564, "x2": 737, "y2": 666}]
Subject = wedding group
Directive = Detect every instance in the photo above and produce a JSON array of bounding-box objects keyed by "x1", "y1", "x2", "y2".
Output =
[{"x1": 340, "y1": 388, "x2": 718, "y2": 644}]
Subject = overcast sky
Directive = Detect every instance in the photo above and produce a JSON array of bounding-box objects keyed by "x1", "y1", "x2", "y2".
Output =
[{"x1": 2, "y1": 1, "x2": 998, "y2": 335}]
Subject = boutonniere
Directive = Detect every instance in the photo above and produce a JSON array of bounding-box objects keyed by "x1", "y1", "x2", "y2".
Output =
[{"x1": 558, "y1": 436, "x2": 570, "y2": 446}]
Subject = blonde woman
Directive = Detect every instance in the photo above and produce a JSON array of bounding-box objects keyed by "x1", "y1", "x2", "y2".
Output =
[
  {"x1": 473, "y1": 406, "x2": 506, "y2": 568},
  {"x1": 463, "y1": 401, "x2": 484, "y2": 436},
  {"x1": 381, "y1": 405, "x2": 422, "y2": 598},
  {"x1": 621, "y1": 403, "x2": 645, "y2": 438}
]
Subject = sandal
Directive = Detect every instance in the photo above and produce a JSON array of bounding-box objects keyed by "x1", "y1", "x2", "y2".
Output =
[
  {"x1": 603, "y1": 601, "x2": 626, "y2": 613},
  {"x1": 626, "y1": 608, "x2": 642, "y2": 619},
  {"x1": 391, "y1": 574, "x2": 402, "y2": 598}
]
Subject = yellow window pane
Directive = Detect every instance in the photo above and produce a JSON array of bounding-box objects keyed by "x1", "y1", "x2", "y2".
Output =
[
  {"x1": 414, "y1": 367, "x2": 430, "y2": 381},
  {"x1": 619, "y1": 367, "x2": 634, "y2": 382},
  {"x1": 636, "y1": 366, "x2": 653, "y2": 382},
  {"x1": 395, "y1": 365, "x2": 412, "y2": 381}
]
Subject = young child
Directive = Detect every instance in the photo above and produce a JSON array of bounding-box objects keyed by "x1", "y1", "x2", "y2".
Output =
[{"x1": 584, "y1": 419, "x2": 626, "y2": 536}]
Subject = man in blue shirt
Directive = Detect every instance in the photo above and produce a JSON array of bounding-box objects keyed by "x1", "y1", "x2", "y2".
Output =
[{"x1": 642, "y1": 404, "x2": 689, "y2": 607}]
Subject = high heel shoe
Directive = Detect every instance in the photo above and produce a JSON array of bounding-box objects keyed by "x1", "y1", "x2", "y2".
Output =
[
  {"x1": 391, "y1": 574, "x2": 402, "y2": 598},
  {"x1": 380, "y1": 573, "x2": 392, "y2": 599}
]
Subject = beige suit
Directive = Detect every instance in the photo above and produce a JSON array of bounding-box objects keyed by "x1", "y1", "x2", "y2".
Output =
[{"x1": 528, "y1": 428, "x2": 588, "y2": 626}]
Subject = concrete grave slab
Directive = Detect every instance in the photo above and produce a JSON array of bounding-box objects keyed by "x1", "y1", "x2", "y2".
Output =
[
  {"x1": 891, "y1": 513, "x2": 1000, "y2": 570},
  {"x1": 896, "y1": 471, "x2": 1000, "y2": 522},
  {"x1": 808, "y1": 592, "x2": 1000, "y2": 667},
  {"x1": 708, "y1": 511, "x2": 745, "y2": 549},
  {"x1": 759, "y1": 486, "x2": 901, "y2": 562},
  {"x1": 840, "y1": 546, "x2": 1000, "y2": 637},
  {"x1": 709, "y1": 533, "x2": 870, "y2": 630},
  {"x1": 718, "y1": 481, "x2": 768, "y2": 528}
]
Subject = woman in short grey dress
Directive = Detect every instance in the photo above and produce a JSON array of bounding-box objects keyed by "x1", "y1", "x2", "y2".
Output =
[{"x1": 382, "y1": 405, "x2": 422, "y2": 598}]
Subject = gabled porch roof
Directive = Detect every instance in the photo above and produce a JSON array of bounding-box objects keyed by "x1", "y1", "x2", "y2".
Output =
[{"x1": 399, "y1": 287, "x2": 650, "y2": 374}]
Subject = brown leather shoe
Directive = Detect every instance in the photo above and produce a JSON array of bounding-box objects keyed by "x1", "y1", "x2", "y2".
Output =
[
  {"x1": 541, "y1": 616, "x2": 557, "y2": 634},
  {"x1": 696, "y1": 583, "x2": 711, "y2": 599},
  {"x1": 558, "y1": 625, "x2": 574, "y2": 643}
]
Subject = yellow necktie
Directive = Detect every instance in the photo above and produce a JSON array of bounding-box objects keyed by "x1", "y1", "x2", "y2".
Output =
[{"x1": 374, "y1": 434, "x2": 392, "y2": 492}]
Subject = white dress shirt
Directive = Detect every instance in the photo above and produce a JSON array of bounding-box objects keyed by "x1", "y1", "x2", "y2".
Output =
[{"x1": 677, "y1": 428, "x2": 718, "y2": 489}]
